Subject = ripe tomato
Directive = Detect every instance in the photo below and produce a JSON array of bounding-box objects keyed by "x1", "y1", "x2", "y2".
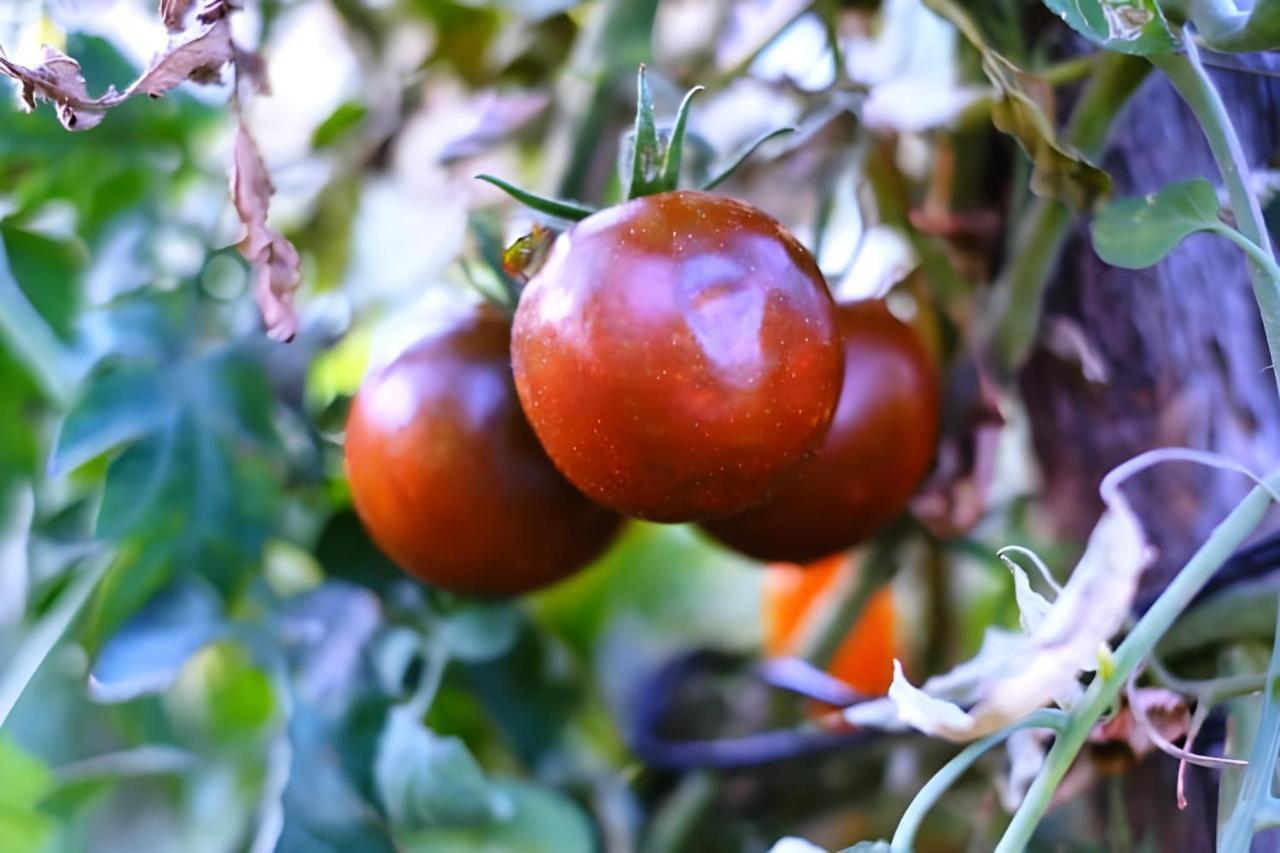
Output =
[
  {"x1": 702, "y1": 299, "x2": 939, "y2": 562},
  {"x1": 344, "y1": 304, "x2": 620, "y2": 597},
  {"x1": 510, "y1": 190, "x2": 844, "y2": 523},
  {"x1": 763, "y1": 554, "x2": 896, "y2": 696}
]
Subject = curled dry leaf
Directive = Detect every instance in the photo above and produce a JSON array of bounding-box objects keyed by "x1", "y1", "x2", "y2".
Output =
[
  {"x1": 1093, "y1": 685, "x2": 1189, "y2": 759},
  {"x1": 0, "y1": 45, "x2": 119, "y2": 131},
  {"x1": 0, "y1": 0, "x2": 235, "y2": 131},
  {"x1": 129, "y1": 7, "x2": 234, "y2": 97},
  {"x1": 161, "y1": 0, "x2": 197, "y2": 31},
  {"x1": 231, "y1": 123, "x2": 301, "y2": 342},
  {"x1": 911, "y1": 361, "x2": 1004, "y2": 538},
  {"x1": 847, "y1": 492, "x2": 1153, "y2": 741}
]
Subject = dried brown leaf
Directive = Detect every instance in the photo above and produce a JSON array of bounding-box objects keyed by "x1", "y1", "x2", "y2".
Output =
[
  {"x1": 0, "y1": 46, "x2": 120, "y2": 131},
  {"x1": 911, "y1": 362, "x2": 1004, "y2": 537},
  {"x1": 127, "y1": 15, "x2": 233, "y2": 98},
  {"x1": 231, "y1": 123, "x2": 301, "y2": 342},
  {"x1": 160, "y1": 0, "x2": 196, "y2": 31}
]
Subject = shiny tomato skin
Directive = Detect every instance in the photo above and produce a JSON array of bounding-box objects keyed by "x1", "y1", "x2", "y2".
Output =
[
  {"x1": 764, "y1": 554, "x2": 896, "y2": 696},
  {"x1": 344, "y1": 304, "x2": 621, "y2": 597},
  {"x1": 703, "y1": 299, "x2": 939, "y2": 562},
  {"x1": 511, "y1": 190, "x2": 844, "y2": 523}
]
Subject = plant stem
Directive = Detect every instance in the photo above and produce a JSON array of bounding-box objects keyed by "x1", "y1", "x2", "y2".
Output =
[
  {"x1": 1151, "y1": 31, "x2": 1280, "y2": 398},
  {"x1": 0, "y1": 549, "x2": 114, "y2": 728},
  {"x1": 890, "y1": 709, "x2": 1066, "y2": 853},
  {"x1": 801, "y1": 522, "x2": 906, "y2": 671},
  {"x1": 990, "y1": 53, "x2": 1150, "y2": 375},
  {"x1": 0, "y1": 235, "x2": 85, "y2": 407},
  {"x1": 1219, "y1": 596, "x2": 1280, "y2": 850},
  {"x1": 995, "y1": 476, "x2": 1280, "y2": 852}
]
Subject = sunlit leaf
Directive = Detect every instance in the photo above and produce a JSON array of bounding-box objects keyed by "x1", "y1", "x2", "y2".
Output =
[
  {"x1": 1091, "y1": 179, "x2": 1222, "y2": 269},
  {"x1": 0, "y1": 739, "x2": 53, "y2": 852}
]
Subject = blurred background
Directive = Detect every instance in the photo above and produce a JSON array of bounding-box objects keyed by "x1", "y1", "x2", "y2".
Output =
[{"x1": 3, "y1": 0, "x2": 1278, "y2": 851}]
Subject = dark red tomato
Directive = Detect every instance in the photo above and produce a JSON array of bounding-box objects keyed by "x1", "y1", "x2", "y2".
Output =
[
  {"x1": 344, "y1": 304, "x2": 620, "y2": 597},
  {"x1": 510, "y1": 190, "x2": 844, "y2": 523},
  {"x1": 702, "y1": 299, "x2": 939, "y2": 562}
]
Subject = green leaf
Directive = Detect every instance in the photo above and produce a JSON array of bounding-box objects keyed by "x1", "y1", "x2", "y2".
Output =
[
  {"x1": 1042, "y1": 0, "x2": 1177, "y2": 55},
  {"x1": 0, "y1": 739, "x2": 54, "y2": 853},
  {"x1": 278, "y1": 704, "x2": 397, "y2": 853},
  {"x1": 0, "y1": 738, "x2": 53, "y2": 811},
  {"x1": 474, "y1": 175, "x2": 594, "y2": 222},
  {"x1": 311, "y1": 101, "x2": 369, "y2": 150},
  {"x1": 439, "y1": 604, "x2": 522, "y2": 663},
  {"x1": 375, "y1": 706, "x2": 511, "y2": 829},
  {"x1": 397, "y1": 781, "x2": 594, "y2": 853},
  {"x1": 88, "y1": 577, "x2": 224, "y2": 703},
  {"x1": 702, "y1": 127, "x2": 795, "y2": 191},
  {"x1": 928, "y1": 0, "x2": 1112, "y2": 210},
  {"x1": 49, "y1": 366, "x2": 173, "y2": 475},
  {"x1": 1090, "y1": 179, "x2": 1222, "y2": 269},
  {"x1": 626, "y1": 65, "x2": 662, "y2": 199},
  {"x1": 1187, "y1": 0, "x2": 1280, "y2": 52},
  {"x1": 658, "y1": 85, "x2": 704, "y2": 193}
]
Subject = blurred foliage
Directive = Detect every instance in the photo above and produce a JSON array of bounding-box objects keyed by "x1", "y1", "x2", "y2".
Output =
[{"x1": 2, "y1": 0, "x2": 1260, "y2": 851}]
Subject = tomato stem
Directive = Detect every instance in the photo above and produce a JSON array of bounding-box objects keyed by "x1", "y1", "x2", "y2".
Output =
[
  {"x1": 995, "y1": 474, "x2": 1280, "y2": 852},
  {"x1": 890, "y1": 709, "x2": 1067, "y2": 853},
  {"x1": 988, "y1": 53, "x2": 1150, "y2": 375}
]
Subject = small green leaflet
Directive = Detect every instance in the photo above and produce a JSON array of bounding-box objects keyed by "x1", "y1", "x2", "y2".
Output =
[
  {"x1": 1042, "y1": 0, "x2": 1177, "y2": 55},
  {"x1": 1091, "y1": 179, "x2": 1222, "y2": 268}
]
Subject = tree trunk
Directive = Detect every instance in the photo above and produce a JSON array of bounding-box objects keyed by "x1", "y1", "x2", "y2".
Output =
[{"x1": 1020, "y1": 54, "x2": 1280, "y2": 847}]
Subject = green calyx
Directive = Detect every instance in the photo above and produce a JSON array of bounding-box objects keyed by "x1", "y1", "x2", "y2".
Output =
[{"x1": 475, "y1": 65, "x2": 794, "y2": 222}]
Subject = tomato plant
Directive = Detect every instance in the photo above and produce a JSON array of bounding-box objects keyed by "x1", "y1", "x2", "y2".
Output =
[
  {"x1": 703, "y1": 299, "x2": 939, "y2": 562},
  {"x1": 345, "y1": 303, "x2": 620, "y2": 596},
  {"x1": 6, "y1": 2, "x2": 1280, "y2": 852}
]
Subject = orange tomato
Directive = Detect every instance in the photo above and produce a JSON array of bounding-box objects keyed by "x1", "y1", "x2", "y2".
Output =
[{"x1": 762, "y1": 554, "x2": 897, "y2": 696}]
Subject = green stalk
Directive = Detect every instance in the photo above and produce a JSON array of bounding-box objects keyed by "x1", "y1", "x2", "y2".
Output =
[
  {"x1": 990, "y1": 53, "x2": 1150, "y2": 375},
  {"x1": 890, "y1": 710, "x2": 1066, "y2": 853},
  {"x1": 995, "y1": 476, "x2": 1280, "y2": 852},
  {"x1": 1151, "y1": 31, "x2": 1280, "y2": 398},
  {"x1": 1219, "y1": 598, "x2": 1280, "y2": 850},
  {"x1": 0, "y1": 550, "x2": 114, "y2": 728}
]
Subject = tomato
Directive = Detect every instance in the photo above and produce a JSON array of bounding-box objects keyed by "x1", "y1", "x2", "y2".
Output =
[
  {"x1": 344, "y1": 304, "x2": 621, "y2": 597},
  {"x1": 510, "y1": 190, "x2": 844, "y2": 523},
  {"x1": 702, "y1": 299, "x2": 939, "y2": 562},
  {"x1": 763, "y1": 554, "x2": 896, "y2": 696}
]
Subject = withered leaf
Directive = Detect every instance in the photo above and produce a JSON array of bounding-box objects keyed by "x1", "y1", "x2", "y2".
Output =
[
  {"x1": 0, "y1": 0, "x2": 238, "y2": 131},
  {"x1": 231, "y1": 123, "x2": 301, "y2": 342},
  {"x1": 0, "y1": 45, "x2": 120, "y2": 131},
  {"x1": 127, "y1": 14, "x2": 234, "y2": 98},
  {"x1": 925, "y1": 0, "x2": 1112, "y2": 210},
  {"x1": 160, "y1": 0, "x2": 196, "y2": 31}
]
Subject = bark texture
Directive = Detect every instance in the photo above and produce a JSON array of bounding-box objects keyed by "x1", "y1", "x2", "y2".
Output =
[{"x1": 1020, "y1": 55, "x2": 1280, "y2": 605}]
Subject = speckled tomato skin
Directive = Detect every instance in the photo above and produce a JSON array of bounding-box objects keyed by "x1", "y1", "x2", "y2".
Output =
[
  {"x1": 703, "y1": 299, "x2": 940, "y2": 562},
  {"x1": 510, "y1": 190, "x2": 844, "y2": 523},
  {"x1": 344, "y1": 304, "x2": 620, "y2": 597}
]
